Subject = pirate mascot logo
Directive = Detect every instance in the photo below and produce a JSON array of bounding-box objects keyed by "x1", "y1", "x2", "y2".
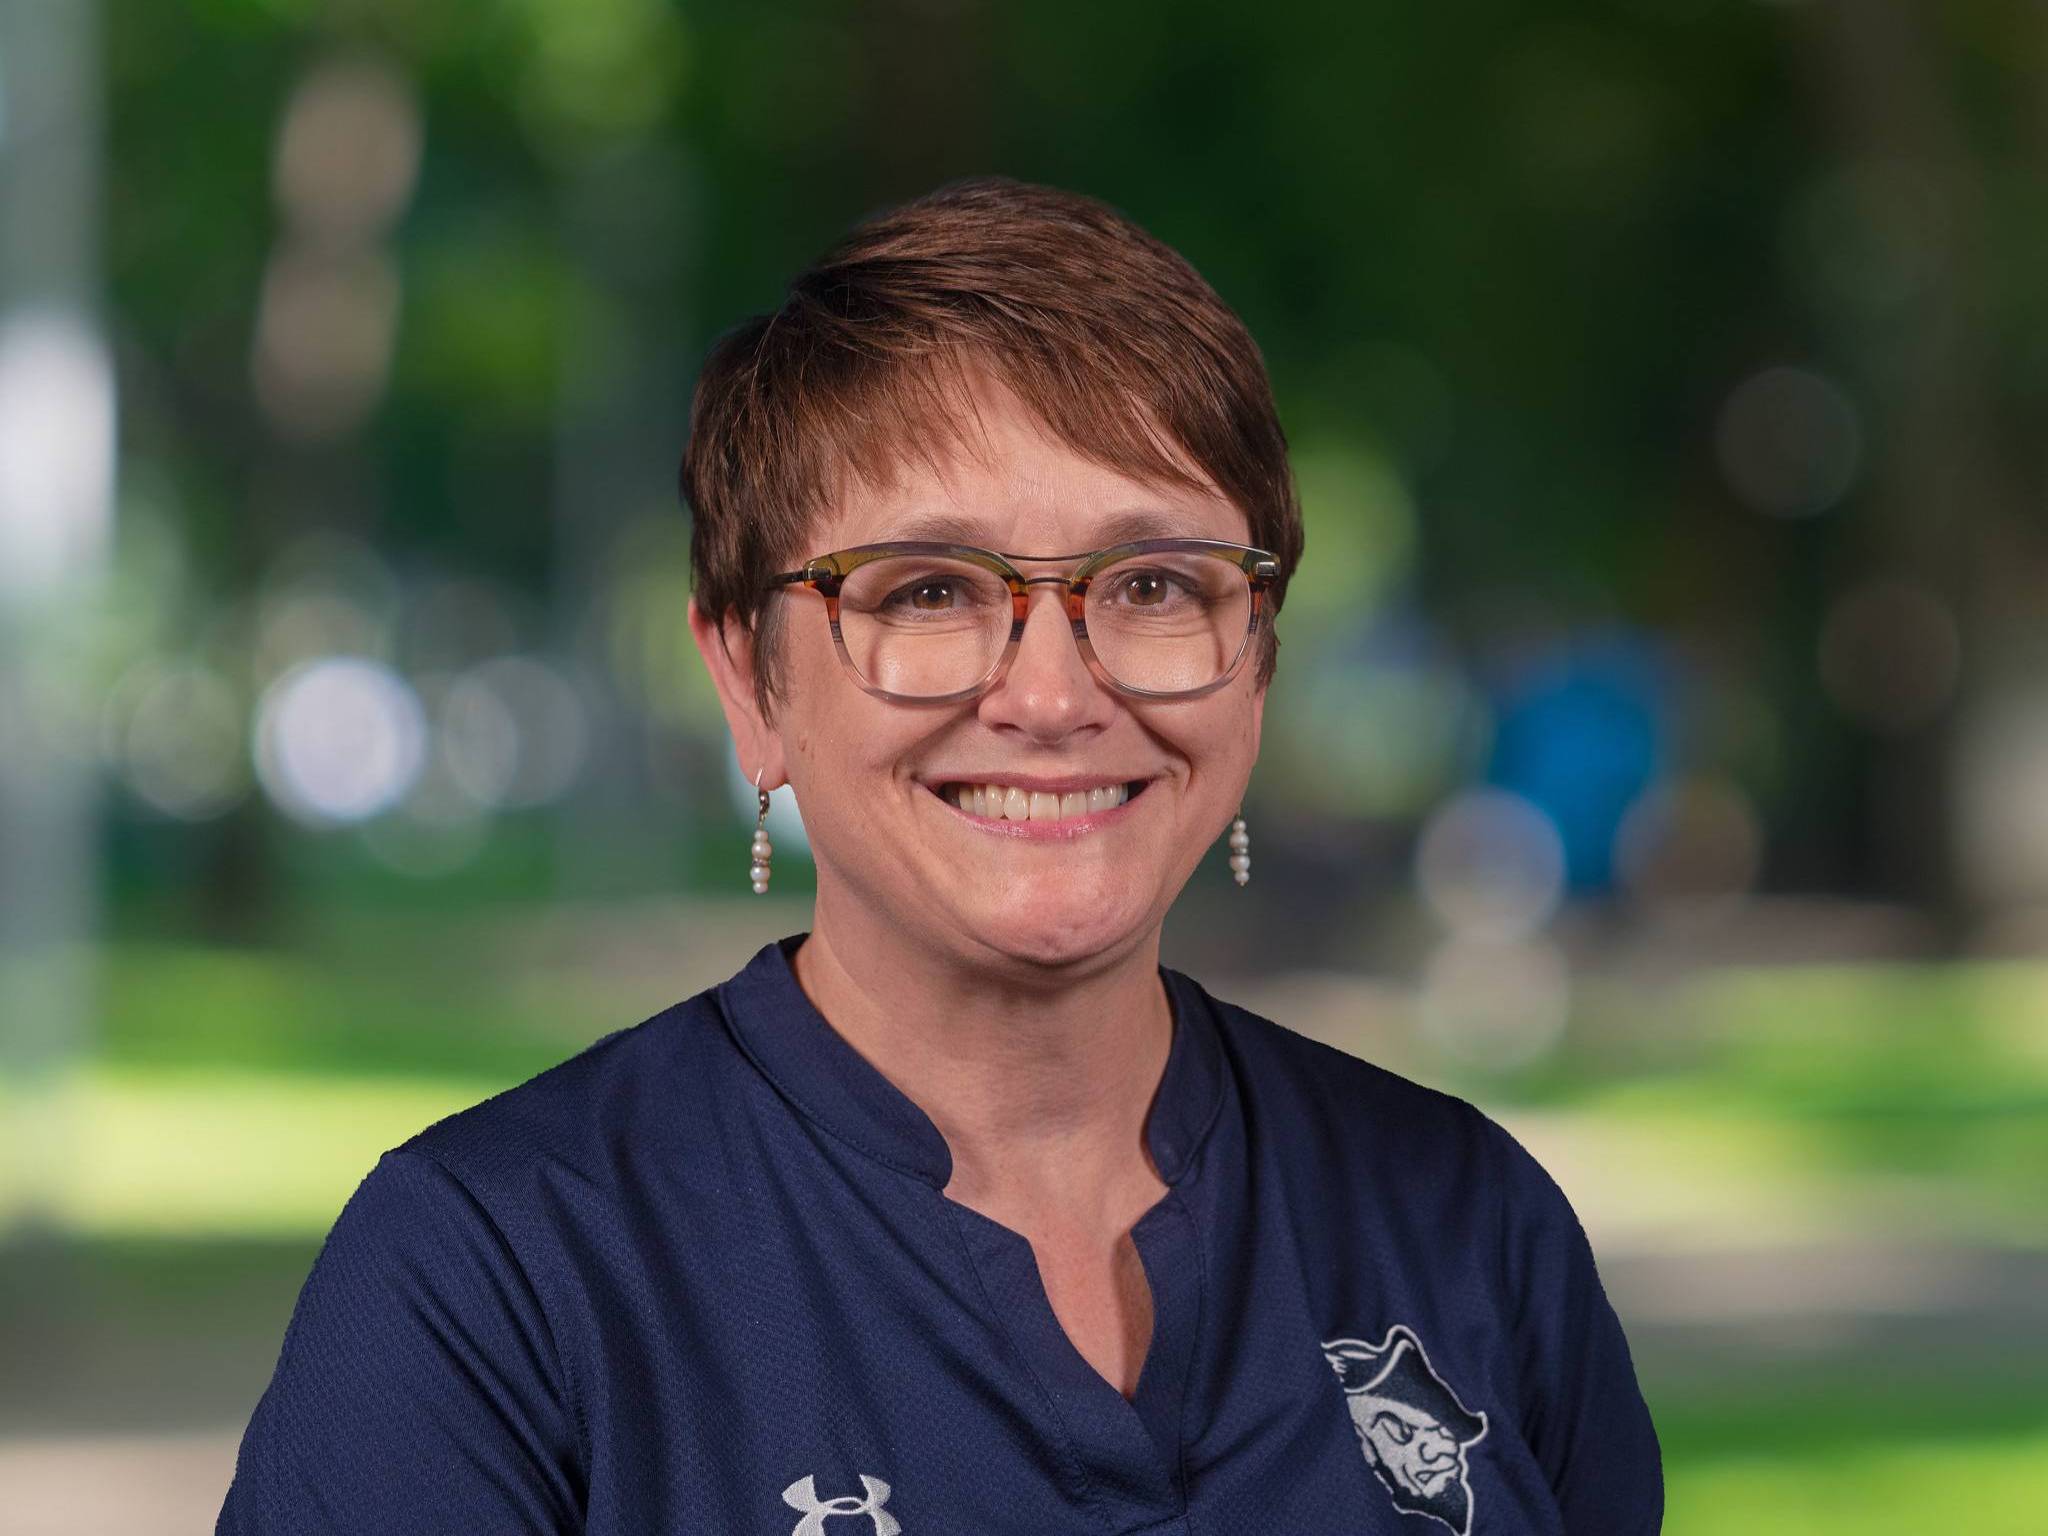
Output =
[{"x1": 1323, "y1": 1326, "x2": 1488, "y2": 1534}]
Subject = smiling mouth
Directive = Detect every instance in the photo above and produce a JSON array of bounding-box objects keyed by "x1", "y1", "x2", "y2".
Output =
[{"x1": 929, "y1": 780, "x2": 1150, "y2": 824}]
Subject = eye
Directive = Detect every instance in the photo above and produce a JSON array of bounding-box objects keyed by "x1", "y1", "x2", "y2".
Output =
[
  {"x1": 1109, "y1": 567, "x2": 1194, "y2": 608},
  {"x1": 1120, "y1": 570, "x2": 1167, "y2": 605},
  {"x1": 883, "y1": 579, "x2": 959, "y2": 612},
  {"x1": 1372, "y1": 1412, "x2": 1414, "y2": 1445}
]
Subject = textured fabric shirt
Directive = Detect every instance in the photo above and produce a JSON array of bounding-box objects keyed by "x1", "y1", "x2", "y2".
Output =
[{"x1": 218, "y1": 932, "x2": 1662, "y2": 1534}]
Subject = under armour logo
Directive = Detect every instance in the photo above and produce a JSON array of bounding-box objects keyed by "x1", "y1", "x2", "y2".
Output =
[{"x1": 782, "y1": 1474, "x2": 901, "y2": 1535}]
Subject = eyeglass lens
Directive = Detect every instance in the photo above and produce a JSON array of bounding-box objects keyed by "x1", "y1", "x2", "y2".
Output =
[{"x1": 833, "y1": 550, "x2": 1252, "y2": 697}]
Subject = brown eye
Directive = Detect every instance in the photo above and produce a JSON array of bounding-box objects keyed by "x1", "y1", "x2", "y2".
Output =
[{"x1": 1114, "y1": 569, "x2": 1175, "y2": 606}]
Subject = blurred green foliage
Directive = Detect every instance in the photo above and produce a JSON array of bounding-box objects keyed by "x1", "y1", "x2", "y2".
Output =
[
  {"x1": 1666, "y1": 1405, "x2": 2044, "y2": 1535},
  {"x1": 99, "y1": 0, "x2": 2048, "y2": 903}
]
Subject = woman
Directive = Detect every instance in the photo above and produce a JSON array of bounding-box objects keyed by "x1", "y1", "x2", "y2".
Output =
[{"x1": 219, "y1": 178, "x2": 1662, "y2": 1534}]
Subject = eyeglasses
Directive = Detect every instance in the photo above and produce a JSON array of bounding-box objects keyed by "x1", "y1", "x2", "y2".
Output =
[{"x1": 765, "y1": 538, "x2": 1281, "y2": 703}]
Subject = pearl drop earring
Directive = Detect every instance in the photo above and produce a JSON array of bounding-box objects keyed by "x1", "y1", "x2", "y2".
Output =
[
  {"x1": 1227, "y1": 810, "x2": 1250, "y2": 887},
  {"x1": 749, "y1": 767, "x2": 773, "y2": 895}
]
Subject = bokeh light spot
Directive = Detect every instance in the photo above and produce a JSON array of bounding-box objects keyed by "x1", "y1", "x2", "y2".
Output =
[
  {"x1": 273, "y1": 55, "x2": 421, "y2": 246},
  {"x1": 106, "y1": 659, "x2": 248, "y2": 821},
  {"x1": 1715, "y1": 365, "x2": 1861, "y2": 517},
  {"x1": 1416, "y1": 787, "x2": 1568, "y2": 941},
  {"x1": 1614, "y1": 775, "x2": 1763, "y2": 919},
  {"x1": 1818, "y1": 579, "x2": 1961, "y2": 734},
  {"x1": 1418, "y1": 935, "x2": 1572, "y2": 1070},
  {"x1": 253, "y1": 656, "x2": 426, "y2": 827}
]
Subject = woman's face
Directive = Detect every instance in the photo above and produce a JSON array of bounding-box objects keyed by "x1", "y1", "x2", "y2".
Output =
[{"x1": 693, "y1": 379, "x2": 1266, "y2": 976}]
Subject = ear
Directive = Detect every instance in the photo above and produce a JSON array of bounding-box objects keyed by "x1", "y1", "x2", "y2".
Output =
[{"x1": 687, "y1": 596, "x2": 788, "y2": 791}]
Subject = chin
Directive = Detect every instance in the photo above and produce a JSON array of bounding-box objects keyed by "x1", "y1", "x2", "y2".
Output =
[{"x1": 962, "y1": 892, "x2": 1151, "y2": 970}]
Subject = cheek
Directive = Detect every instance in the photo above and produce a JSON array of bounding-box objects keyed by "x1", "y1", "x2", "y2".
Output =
[
  {"x1": 786, "y1": 693, "x2": 915, "y2": 808},
  {"x1": 1181, "y1": 703, "x2": 1261, "y2": 787},
  {"x1": 781, "y1": 647, "x2": 850, "y2": 752}
]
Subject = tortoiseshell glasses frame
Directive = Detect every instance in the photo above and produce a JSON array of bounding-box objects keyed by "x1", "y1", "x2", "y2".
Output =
[{"x1": 764, "y1": 537, "x2": 1282, "y2": 704}]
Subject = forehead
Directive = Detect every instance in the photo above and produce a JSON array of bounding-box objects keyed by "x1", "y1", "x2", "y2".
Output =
[
  {"x1": 806, "y1": 370, "x2": 1252, "y2": 554},
  {"x1": 1359, "y1": 1393, "x2": 1441, "y2": 1429}
]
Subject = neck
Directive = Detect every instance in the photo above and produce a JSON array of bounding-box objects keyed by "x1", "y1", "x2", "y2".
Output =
[{"x1": 794, "y1": 879, "x2": 1173, "y2": 1228}]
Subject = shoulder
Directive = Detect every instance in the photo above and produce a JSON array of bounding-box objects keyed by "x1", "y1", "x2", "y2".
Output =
[
  {"x1": 388, "y1": 981, "x2": 740, "y2": 1212},
  {"x1": 1183, "y1": 969, "x2": 1492, "y2": 1151},
  {"x1": 1177, "y1": 968, "x2": 1575, "y2": 1220}
]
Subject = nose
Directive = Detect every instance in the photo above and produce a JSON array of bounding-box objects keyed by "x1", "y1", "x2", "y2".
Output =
[{"x1": 975, "y1": 582, "x2": 1115, "y2": 741}]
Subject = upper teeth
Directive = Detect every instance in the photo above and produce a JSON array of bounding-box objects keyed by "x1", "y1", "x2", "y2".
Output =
[{"x1": 947, "y1": 783, "x2": 1131, "y2": 821}]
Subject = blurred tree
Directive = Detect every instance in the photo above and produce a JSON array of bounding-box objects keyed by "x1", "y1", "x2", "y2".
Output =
[{"x1": 96, "y1": 0, "x2": 2047, "y2": 928}]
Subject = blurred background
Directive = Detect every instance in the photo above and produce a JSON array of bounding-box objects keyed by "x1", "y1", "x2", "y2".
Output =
[{"x1": 2, "y1": 0, "x2": 2044, "y2": 1530}]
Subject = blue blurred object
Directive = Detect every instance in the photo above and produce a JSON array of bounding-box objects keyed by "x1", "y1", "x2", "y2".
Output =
[{"x1": 1483, "y1": 629, "x2": 1672, "y2": 892}]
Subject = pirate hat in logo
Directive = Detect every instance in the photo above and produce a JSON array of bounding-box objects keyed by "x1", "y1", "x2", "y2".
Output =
[
  {"x1": 1325, "y1": 1327, "x2": 1487, "y2": 1443},
  {"x1": 1323, "y1": 1325, "x2": 1489, "y2": 1536}
]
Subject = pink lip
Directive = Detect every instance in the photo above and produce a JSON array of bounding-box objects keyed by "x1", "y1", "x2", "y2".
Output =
[{"x1": 925, "y1": 779, "x2": 1153, "y2": 840}]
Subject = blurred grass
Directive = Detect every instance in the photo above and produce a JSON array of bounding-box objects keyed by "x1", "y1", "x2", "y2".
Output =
[
  {"x1": 90, "y1": 941, "x2": 601, "y2": 1080},
  {"x1": 1668, "y1": 1431, "x2": 2045, "y2": 1535},
  {"x1": 1672, "y1": 961, "x2": 2047, "y2": 1234},
  {"x1": 1486, "y1": 957, "x2": 2048, "y2": 1243},
  {"x1": 2, "y1": 941, "x2": 2042, "y2": 1242},
  {"x1": 1659, "y1": 1380, "x2": 2048, "y2": 1534},
  {"x1": 0, "y1": 1067, "x2": 503, "y2": 1236},
  {"x1": 1, "y1": 940, "x2": 585, "y2": 1235}
]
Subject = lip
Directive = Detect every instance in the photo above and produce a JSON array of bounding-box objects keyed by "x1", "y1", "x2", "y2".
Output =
[{"x1": 923, "y1": 775, "x2": 1155, "y2": 840}]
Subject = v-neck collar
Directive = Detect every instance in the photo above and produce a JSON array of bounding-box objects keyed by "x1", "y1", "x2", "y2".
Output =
[{"x1": 715, "y1": 932, "x2": 1226, "y2": 1191}]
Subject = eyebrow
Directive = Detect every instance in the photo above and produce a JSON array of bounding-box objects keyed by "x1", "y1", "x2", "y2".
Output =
[{"x1": 882, "y1": 506, "x2": 1223, "y2": 551}]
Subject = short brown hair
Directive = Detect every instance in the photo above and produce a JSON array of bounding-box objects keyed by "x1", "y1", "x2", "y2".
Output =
[{"x1": 680, "y1": 175, "x2": 1303, "y2": 719}]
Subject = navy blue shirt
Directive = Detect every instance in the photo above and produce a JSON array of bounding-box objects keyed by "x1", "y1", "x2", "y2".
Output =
[{"x1": 219, "y1": 934, "x2": 1661, "y2": 1534}]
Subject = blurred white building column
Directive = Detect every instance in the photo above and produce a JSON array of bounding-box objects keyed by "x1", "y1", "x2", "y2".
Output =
[{"x1": 0, "y1": 0, "x2": 113, "y2": 1231}]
